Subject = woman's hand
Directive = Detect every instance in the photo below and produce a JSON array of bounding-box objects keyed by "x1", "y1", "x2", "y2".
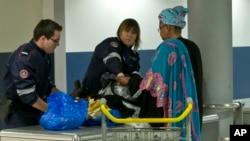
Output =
[
  {"x1": 117, "y1": 72, "x2": 125, "y2": 77},
  {"x1": 116, "y1": 76, "x2": 131, "y2": 86}
]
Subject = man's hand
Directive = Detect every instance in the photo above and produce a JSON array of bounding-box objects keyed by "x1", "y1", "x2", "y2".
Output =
[
  {"x1": 51, "y1": 87, "x2": 60, "y2": 93},
  {"x1": 32, "y1": 98, "x2": 48, "y2": 112}
]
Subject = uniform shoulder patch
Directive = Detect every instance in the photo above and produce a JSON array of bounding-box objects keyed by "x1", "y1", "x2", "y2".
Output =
[
  {"x1": 110, "y1": 41, "x2": 118, "y2": 48},
  {"x1": 19, "y1": 69, "x2": 29, "y2": 79}
]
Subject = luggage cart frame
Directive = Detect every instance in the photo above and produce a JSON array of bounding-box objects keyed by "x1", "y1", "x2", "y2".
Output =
[{"x1": 100, "y1": 97, "x2": 193, "y2": 141}]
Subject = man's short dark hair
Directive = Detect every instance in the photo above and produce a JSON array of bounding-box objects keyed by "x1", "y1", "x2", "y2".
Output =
[{"x1": 33, "y1": 19, "x2": 62, "y2": 41}]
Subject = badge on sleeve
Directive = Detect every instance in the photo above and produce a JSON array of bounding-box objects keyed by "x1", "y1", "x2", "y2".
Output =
[
  {"x1": 110, "y1": 41, "x2": 118, "y2": 48},
  {"x1": 19, "y1": 69, "x2": 29, "y2": 79}
]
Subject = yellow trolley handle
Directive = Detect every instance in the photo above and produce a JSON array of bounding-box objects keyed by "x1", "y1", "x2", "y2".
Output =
[{"x1": 100, "y1": 97, "x2": 193, "y2": 124}]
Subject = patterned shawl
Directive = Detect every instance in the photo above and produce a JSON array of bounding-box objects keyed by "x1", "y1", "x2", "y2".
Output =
[{"x1": 139, "y1": 39, "x2": 201, "y2": 141}]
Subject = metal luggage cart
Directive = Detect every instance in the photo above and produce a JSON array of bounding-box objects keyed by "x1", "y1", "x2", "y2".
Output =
[{"x1": 100, "y1": 97, "x2": 193, "y2": 141}]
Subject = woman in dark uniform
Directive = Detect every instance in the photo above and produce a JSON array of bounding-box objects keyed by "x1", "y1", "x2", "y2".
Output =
[
  {"x1": 77, "y1": 18, "x2": 142, "y2": 118},
  {"x1": 82, "y1": 18, "x2": 141, "y2": 96}
]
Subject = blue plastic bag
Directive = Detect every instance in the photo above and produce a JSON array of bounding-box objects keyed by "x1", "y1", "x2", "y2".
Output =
[{"x1": 39, "y1": 91, "x2": 88, "y2": 130}]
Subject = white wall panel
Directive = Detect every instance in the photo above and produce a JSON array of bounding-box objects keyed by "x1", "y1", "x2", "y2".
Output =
[
  {"x1": 233, "y1": 0, "x2": 250, "y2": 47},
  {"x1": 0, "y1": 0, "x2": 42, "y2": 52},
  {"x1": 65, "y1": 0, "x2": 187, "y2": 52}
]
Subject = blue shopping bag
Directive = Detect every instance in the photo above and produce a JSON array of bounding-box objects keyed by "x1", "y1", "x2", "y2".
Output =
[{"x1": 40, "y1": 91, "x2": 88, "y2": 130}]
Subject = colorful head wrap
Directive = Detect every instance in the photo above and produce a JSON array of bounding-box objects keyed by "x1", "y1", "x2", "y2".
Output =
[{"x1": 158, "y1": 6, "x2": 189, "y2": 29}]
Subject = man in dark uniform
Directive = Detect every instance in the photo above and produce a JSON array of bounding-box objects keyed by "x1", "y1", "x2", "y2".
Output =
[{"x1": 0, "y1": 19, "x2": 62, "y2": 129}]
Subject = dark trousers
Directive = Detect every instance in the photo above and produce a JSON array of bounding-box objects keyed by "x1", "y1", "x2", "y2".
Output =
[{"x1": 0, "y1": 102, "x2": 42, "y2": 130}]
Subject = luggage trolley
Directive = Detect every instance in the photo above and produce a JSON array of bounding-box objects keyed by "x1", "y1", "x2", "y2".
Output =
[{"x1": 100, "y1": 97, "x2": 193, "y2": 141}]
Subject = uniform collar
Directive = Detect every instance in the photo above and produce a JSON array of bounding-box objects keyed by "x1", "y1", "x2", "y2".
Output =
[{"x1": 29, "y1": 39, "x2": 46, "y2": 56}]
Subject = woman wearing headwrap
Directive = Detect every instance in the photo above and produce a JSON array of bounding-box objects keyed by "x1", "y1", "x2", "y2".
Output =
[{"x1": 139, "y1": 5, "x2": 201, "y2": 141}]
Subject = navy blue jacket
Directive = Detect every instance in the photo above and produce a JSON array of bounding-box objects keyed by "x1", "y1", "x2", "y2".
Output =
[
  {"x1": 83, "y1": 37, "x2": 140, "y2": 94},
  {"x1": 3, "y1": 40, "x2": 54, "y2": 105}
]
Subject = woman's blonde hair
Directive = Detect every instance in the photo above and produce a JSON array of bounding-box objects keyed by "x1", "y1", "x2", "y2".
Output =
[{"x1": 116, "y1": 18, "x2": 141, "y2": 50}]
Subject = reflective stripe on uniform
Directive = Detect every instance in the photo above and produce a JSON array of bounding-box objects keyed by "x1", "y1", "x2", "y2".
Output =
[
  {"x1": 17, "y1": 85, "x2": 36, "y2": 96},
  {"x1": 21, "y1": 52, "x2": 29, "y2": 55},
  {"x1": 103, "y1": 52, "x2": 121, "y2": 64}
]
